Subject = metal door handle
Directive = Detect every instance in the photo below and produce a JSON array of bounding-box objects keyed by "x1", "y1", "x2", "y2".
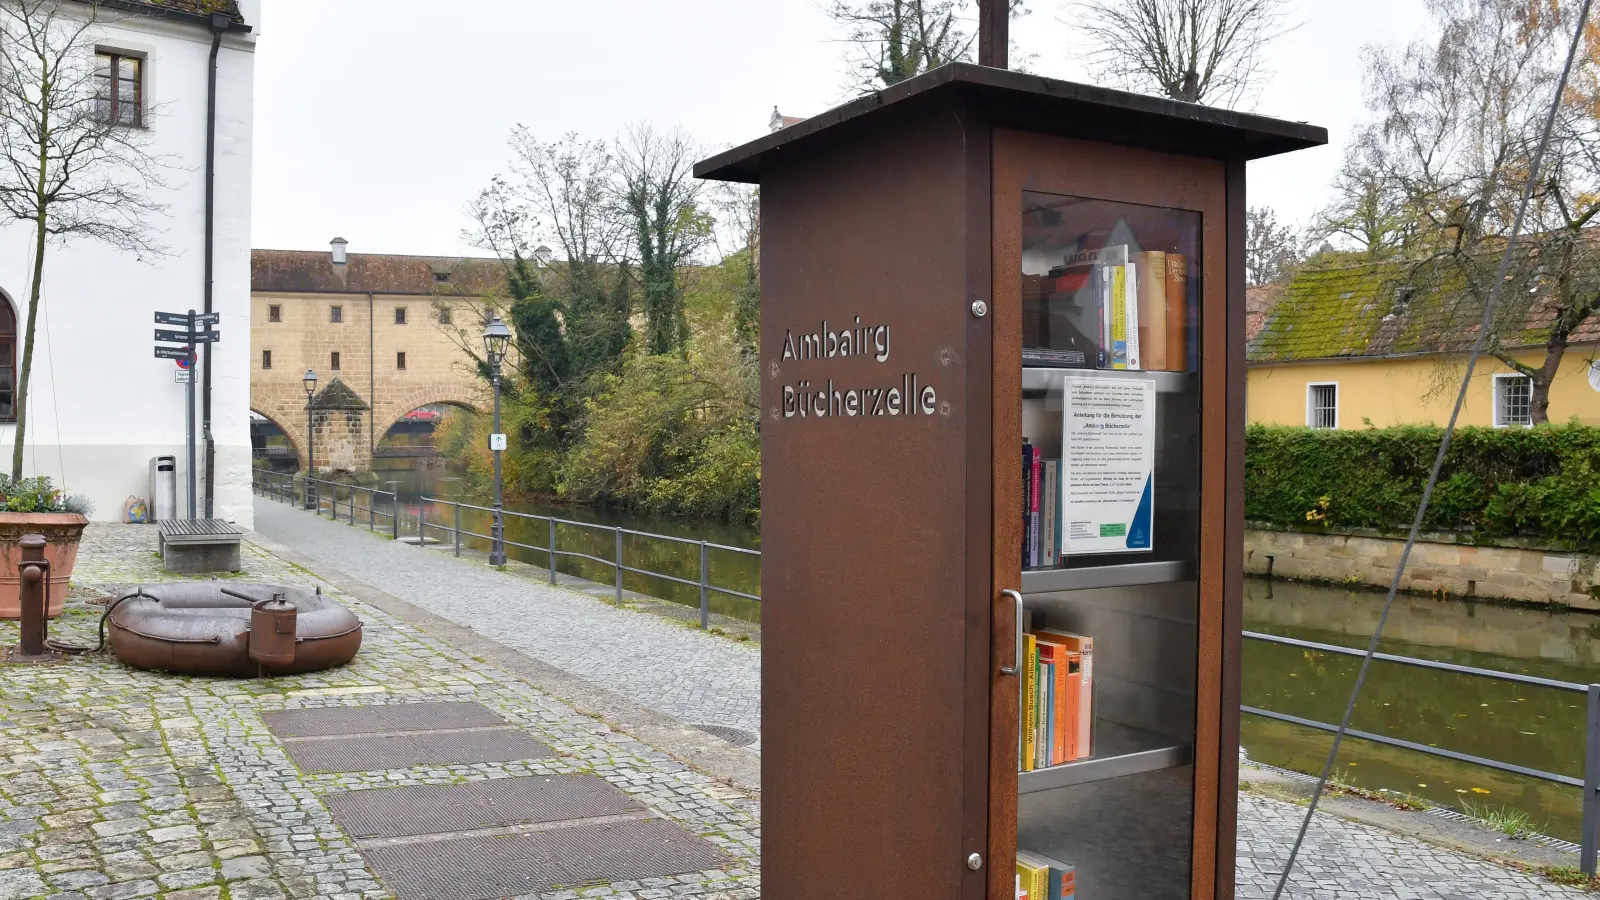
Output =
[{"x1": 999, "y1": 589, "x2": 1023, "y2": 676}]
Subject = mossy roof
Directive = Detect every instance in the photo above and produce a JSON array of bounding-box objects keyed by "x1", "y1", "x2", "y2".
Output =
[
  {"x1": 103, "y1": 0, "x2": 245, "y2": 23},
  {"x1": 1247, "y1": 260, "x2": 1600, "y2": 363}
]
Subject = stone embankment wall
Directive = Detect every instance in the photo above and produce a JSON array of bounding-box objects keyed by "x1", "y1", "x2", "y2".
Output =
[{"x1": 1244, "y1": 528, "x2": 1600, "y2": 611}]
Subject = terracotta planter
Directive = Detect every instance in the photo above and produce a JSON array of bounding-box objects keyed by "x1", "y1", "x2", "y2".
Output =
[{"x1": 0, "y1": 512, "x2": 88, "y2": 619}]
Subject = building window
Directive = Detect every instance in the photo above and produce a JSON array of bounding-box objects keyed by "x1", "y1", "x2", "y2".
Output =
[
  {"x1": 261, "y1": 350, "x2": 272, "y2": 370},
  {"x1": 396, "y1": 351, "x2": 406, "y2": 370},
  {"x1": 94, "y1": 51, "x2": 142, "y2": 127},
  {"x1": 394, "y1": 306, "x2": 407, "y2": 325},
  {"x1": 437, "y1": 306, "x2": 452, "y2": 325},
  {"x1": 330, "y1": 306, "x2": 343, "y2": 323},
  {"x1": 331, "y1": 351, "x2": 341, "y2": 371},
  {"x1": 1494, "y1": 374, "x2": 1533, "y2": 427},
  {"x1": 268, "y1": 304, "x2": 281, "y2": 323},
  {"x1": 1307, "y1": 382, "x2": 1338, "y2": 429},
  {"x1": 0, "y1": 301, "x2": 15, "y2": 422}
]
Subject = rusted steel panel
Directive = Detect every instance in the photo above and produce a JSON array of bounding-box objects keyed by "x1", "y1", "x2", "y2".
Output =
[{"x1": 760, "y1": 99, "x2": 982, "y2": 900}]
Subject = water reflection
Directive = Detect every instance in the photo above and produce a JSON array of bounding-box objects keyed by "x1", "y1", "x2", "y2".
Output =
[{"x1": 1244, "y1": 578, "x2": 1598, "y2": 841}]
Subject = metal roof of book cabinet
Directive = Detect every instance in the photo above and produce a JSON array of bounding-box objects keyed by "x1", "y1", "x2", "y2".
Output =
[{"x1": 697, "y1": 62, "x2": 1325, "y2": 900}]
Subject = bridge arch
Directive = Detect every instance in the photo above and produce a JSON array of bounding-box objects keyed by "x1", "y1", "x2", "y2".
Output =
[
  {"x1": 374, "y1": 385, "x2": 487, "y2": 443},
  {"x1": 250, "y1": 407, "x2": 306, "y2": 471}
]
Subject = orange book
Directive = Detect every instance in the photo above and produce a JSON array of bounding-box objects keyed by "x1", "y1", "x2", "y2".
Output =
[
  {"x1": 1035, "y1": 629, "x2": 1093, "y2": 760},
  {"x1": 1132, "y1": 251, "x2": 1168, "y2": 370},
  {"x1": 1035, "y1": 641, "x2": 1069, "y2": 766},
  {"x1": 1166, "y1": 253, "x2": 1189, "y2": 371}
]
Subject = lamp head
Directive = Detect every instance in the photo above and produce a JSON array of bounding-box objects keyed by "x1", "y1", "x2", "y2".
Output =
[{"x1": 482, "y1": 314, "x2": 512, "y2": 365}]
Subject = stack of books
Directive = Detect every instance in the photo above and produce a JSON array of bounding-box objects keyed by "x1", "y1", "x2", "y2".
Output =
[
  {"x1": 1020, "y1": 625, "x2": 1093, "y2": 772},
  {"x1": 1016, "y1": 850, "x2": 1076, "y2": 899},
  {"x1": 1022, "y1": 244, "x2": 1192, "y2": 373}
]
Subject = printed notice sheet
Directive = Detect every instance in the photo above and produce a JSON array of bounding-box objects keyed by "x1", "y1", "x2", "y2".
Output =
[{"x1": 1061, "y1": 375, "x2": 1156, "y2": 554}]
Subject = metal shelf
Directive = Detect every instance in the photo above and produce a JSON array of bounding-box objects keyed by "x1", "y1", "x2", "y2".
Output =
[
  {"x1": 1022, "y1": 367, "x2": 1193, "y2": 394},
  {"x1": 1018, "y1": 720, "x2": 1192, "y2": 794},
  {"x1": 1022, "y1": 560, "x2": 1192, "y2": 593}
]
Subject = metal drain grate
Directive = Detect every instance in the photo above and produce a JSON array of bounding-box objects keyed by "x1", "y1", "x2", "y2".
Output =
[
  {"x1": 691, "y1": 724, "x2": 756, "y2": 747},
  {"x1": 282, "y1": 729, "x2": 552, "y2": 774},
  {"x1": 363, "y1": 818, "x2": 732, "y2": 900},
  {"x1": 326, "y1": 775, "x2": 642, "y2": 839},
  {"x1": 263, "y1": 701, "x2": 506, "y2": 738}
]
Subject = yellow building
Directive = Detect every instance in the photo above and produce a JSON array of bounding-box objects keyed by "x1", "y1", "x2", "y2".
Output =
[{"x1": 1246, "y1": 264, "x2": 1600, "y2": 428}]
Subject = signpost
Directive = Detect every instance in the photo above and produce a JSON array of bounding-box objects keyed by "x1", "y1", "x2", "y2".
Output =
[{"x1": 153, "y1": 310, "x2": 220, "y2": 519}]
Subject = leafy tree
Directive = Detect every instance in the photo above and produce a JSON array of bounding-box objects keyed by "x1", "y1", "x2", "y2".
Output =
[
  {"x1": 506, "y1": 252, "x2": 568, "y2": 399},
  {"x1": 617, "y1": 126, "x2": 711, "y2": 356},
  {"x1": 1312, "y1": 134, "x2": 1416, "y2": 259},
  {"x1": 1070, "y1": 0, "x2": 1294, "y2": 106}
]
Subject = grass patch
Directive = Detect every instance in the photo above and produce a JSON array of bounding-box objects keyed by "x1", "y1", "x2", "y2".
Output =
[
  {"x1": 1539, "y1": 865, "x2": 1600, "y2": 890},
  {"x1": 1461, "y1": 798, "x2": 1535, "y2": 839}
]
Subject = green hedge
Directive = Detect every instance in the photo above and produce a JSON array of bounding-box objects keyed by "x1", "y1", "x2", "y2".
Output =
[{"x1": 1245, "y1": 424, "x2": 1600, "y2": 548}]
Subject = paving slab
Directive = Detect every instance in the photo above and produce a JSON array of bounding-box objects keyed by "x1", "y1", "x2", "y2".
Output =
[
  {"x1": 280, "y1": 728, "x2": 554, "y2": 774},
  {"x1": 262, "y1": 700, "x2": 506, "y2": 737},
  {"x1": 363, "y1": 818, "x2": 732, "y2": 900},
  {"x1": 326, "y1": 775, "x2": 642, "y2": 839}
]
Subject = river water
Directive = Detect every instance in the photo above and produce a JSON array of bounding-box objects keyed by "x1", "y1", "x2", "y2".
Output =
[
  {"x1": 382, "y1": 465, "x2": 1597, "y2": 840},
  {"x1": 1243, "y1": 578, "x2": 1599, "y2": 842}
]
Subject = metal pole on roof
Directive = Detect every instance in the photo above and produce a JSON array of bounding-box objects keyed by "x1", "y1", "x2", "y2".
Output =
[{"x1": 977, "y1": 0, "x2": 1009, "y2": 69}]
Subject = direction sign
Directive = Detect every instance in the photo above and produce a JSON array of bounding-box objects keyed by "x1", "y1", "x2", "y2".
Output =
[
  {"x1": 154, "y1": 329, "x2": 220, "y2": 344},
  {"x1": 154, "y1": 346, "x2": 192, "y2": 360},
  {"x1": 155, "y1": 311, "x2": 220, "y2": 326}
]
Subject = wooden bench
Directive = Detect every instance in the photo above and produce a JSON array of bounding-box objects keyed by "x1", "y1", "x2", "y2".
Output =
[{"x1": 159, "y1": 518, "x2": 243, "y2": 574}]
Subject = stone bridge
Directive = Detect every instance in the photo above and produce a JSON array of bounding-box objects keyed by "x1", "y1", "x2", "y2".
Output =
[{"x1": 251, "y1": 244, "x2": 505, "y2": 474}]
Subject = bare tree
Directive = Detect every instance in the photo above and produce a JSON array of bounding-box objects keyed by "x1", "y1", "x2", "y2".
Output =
[
  {"x1": 1312, "y1": 129, "x2": 1416, "y2": 259},
  {"x1": 616, "y1": 125, "x2": 711, "y2": 356},
  {"x1": 0, "y1": 0, "x2": 167, "y2": 480},
  {"x1": 1355, "y1": 0, "x2": 1597, "y2": 423},
  {"x1": 829, "y1": 0, "x2": 1029, "y2": 90},
  {"x1": 709, "y1": 183, "x2": 761, "y2": 356},
  {"x1": 464, "y1": 130, "x2": 632, "y2": 380},
  {"x1": 1245, "y1": 206, "x2": 1305, "y2": 285},
  {"x1": 1069, "y1": 0, "x2": 1293, "y2": 106}
]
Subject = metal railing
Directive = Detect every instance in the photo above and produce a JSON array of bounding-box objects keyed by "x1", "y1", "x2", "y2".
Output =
[
  {"x1": 250, "y1": 469, "x2": 759, "y2": 628},
  {"x1": 250, "y1": 473, "x2": 1598, "y2": 867},
  {"x1": 1243, "y1": 629, "x2": 1600, "y2": 873},
  {"x1": 413, "y1": 494, "x2": 759, "y2": 629},
  {"x1": 252, "y1": 469, "x2": 400, "y2": 539}
]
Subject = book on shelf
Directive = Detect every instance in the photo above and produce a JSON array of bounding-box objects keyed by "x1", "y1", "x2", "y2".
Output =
[
  {"x1": 1016, "y1": 873, "x2": 1027, "y2": 900},
  {"x1": 1022, "y1": 632, "x2": 1038, "y2": 772},
  {"x1": 1026, "y1": 243, "x2": 1191, "y2": 373},
  {"x1": 1016, "y1": 850, "x2": 1077, "y2": 900},
  {"x1": 1041, "y1": 460, "x2": 1058, "y2": 568},
  {"x1": 1036, "y1": 629, "x2": 1093, "y2": 760},
  {"x1": 1035, "y1": 641, "x2": 1070, "y2": 766},
  {"x1": 1165, "y1": 252, "x2": 1188, "y2": 372},
  {"x1": 1022, "y1": 444, "x2": 1066, "y2": 570}
]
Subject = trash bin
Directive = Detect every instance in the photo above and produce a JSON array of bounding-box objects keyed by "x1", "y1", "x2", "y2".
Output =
[{"x1": 149, "y1": 455, "x2": 176, "y2": 523}]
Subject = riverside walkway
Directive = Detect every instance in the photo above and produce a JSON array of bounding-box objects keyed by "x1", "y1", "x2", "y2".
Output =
[
  {"x1": 252, "y1": 498, "x2": 763, "y2": 751},
  {"x1": 248, "y1": 497, "x2": 1596, "y2": 900}
]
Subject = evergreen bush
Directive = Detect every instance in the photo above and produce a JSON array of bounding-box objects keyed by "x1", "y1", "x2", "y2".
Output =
[{"x1": 1244, "y1": 423, "x2": 1600, "y2": 547}]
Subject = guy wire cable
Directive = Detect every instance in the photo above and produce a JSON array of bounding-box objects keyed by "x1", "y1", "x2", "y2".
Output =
[{"x1": 1269, "y1": 4, "x2": 1595, "y2": 898}]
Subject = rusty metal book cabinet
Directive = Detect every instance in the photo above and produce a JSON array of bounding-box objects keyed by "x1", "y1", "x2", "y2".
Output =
[{"x1": 697, "y1": 65, "x2": 1324, "y2": 900}]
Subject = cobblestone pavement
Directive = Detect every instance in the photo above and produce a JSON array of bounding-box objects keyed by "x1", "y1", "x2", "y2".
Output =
[
  {"x1": 1236, "y1": 792, "x2": 1585, "y2": 899},
  {"x1": 251, "y1": 498, "x2": 762, "y2": 748},
  {"x1": 239, "y1": 501, "x2": 1590, "y2": 899},
  {"x1": 0, "y1": 524, "x2": 759, "y2": 900}
]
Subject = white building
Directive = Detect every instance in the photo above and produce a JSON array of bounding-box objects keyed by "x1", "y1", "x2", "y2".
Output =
[{"x1": 0, "y1": 0, "x2": 258, "y2": 524}]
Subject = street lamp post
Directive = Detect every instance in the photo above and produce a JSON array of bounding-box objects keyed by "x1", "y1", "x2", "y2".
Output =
[
  {"x1": 302, "y1": 369, "x2": 318, "y2": 510},
  {"x1": 483, "y1": 315, "x2": 512, "y2": 567}
]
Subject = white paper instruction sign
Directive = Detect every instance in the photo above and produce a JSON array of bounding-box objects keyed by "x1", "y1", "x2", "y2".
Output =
[{"x1": 1061, "y1": 375, "x2": 1156, "y2": 554}]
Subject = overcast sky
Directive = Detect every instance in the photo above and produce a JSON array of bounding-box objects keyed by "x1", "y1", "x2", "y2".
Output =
[{"x1": 250, "y1": 0, "x2": 1436, "y2": 258}]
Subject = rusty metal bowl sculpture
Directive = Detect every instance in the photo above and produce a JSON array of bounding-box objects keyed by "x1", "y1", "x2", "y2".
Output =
[{"x1": 107, "y1": 582, "x2": 361, "y2": 677}]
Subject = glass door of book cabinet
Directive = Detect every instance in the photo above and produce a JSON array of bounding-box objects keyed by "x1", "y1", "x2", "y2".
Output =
[{"x1": 1012, "y1": 188, "x2": 1203, "y2": 899}]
